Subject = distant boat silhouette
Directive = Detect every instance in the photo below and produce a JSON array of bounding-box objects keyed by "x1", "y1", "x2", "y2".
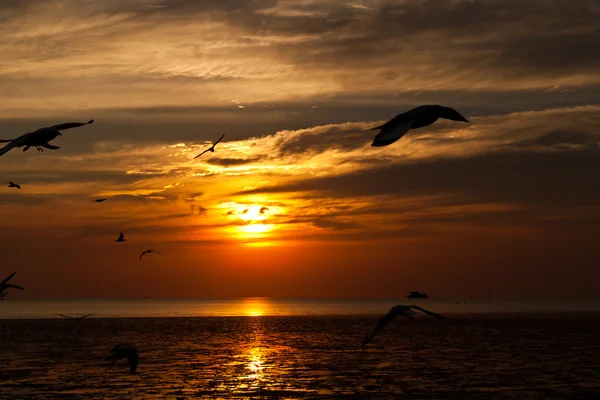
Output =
[
  {"x1": 115, "y1": 232, "x2": 126, "y2": 242},
  {"x1": 406, "y1": 291, "x2": 428, "y2": 299}
]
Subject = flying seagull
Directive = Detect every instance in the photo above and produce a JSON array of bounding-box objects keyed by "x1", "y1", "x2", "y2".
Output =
[
  {"x1": 370, "y1": 105, "x2": 469, "y2": 147},
  {"x1": 93, "y1": 198, "x2": 108, "y2": 203},
  {"x1": 406, "y1": 291, "x2": 428, "y2": 299},
  {"x1": 139, "y1": 249, "x2": 161, "y2": 260},
  {"x1": 6, "y1": 182, "x2": 21, "y2": 189},
  {"x1": 116, "y1": 232, "x2": 126, "y2": 242},
  {"x1": 0, "y1": 272, "x2": 25, "y2": 296},
  {"x1": 0, "y1": 119, "x2": 94, "y2": 156},
  {"x1": 107, "y1": 344, "x2": 139, "y2": 374},
  {"x1": 59, "y1": 312, "x2": 95, "y2": 322},
  {"x1": 194, "y1": 134, "x2": 225, "y2": 159},
  {"x1": 361, "y1": 305, "x2": 447, "y2": 348}
]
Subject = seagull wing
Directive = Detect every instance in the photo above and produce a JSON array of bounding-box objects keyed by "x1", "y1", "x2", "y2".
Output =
[
  {"x1": 51, "y1": 120, "x2": 94, "y2": 131},
  {"x1": 0, "y1": 132, "x2": 33, "y2": 157},
  {"x1": 5, "y1": 284, "x2": 24, "y2": 290},
  {"x1": 59, "y1": 314, "x2": 75, "y2": 319},
  {"x1": 139, "y1": 251, "x2": 148, "y2": 260},
  {"x1": 79, "y1": 313, "x2": 94, "y2": 319},
  {"x1": 213, "y1": 133, "x2": 226, "y2": 146},
  {"x1": 194, "y1": 148, "x2": 211, "y2": 159},
  {"x1": 361, "y1": 310, "x2": 400, "y2": 348},
  {"x1": 371, "y1": 117, "x2": 414, "y2": 147},
  {"x1": 410, "y1": 306, "x2": 448, "y2": 319},
  {"x1": 1, "y1": 272, "x2": 16, "y2": 286}
]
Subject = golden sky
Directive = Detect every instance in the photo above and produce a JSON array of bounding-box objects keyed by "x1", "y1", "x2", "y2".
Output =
[{"x1": 1, "y1": 0, "x2": 600, "y2": 299}]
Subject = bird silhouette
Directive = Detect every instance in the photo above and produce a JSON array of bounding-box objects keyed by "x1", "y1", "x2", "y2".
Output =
[
  {"x1": 6, "y1": 182, "x2": 21, "y2": 189},
  {"x1": 361, "y1": 305, "x2": 447, "y2": 348},
  {"x1": 139, "y1": 249, "x2": 161, "y2": 260},
  {"x1": 371, "y1": 105, "x2": 469, "y2": 147},
  {"x1": 0, "y1": 119, "x2": 94, "y2": 156},
  {"x1": 93, "y1": 198, "x2": 107, "y2": 203},
  {"x1": 194, "y1": 134, "x2": 225, "y2": 159},
  {"x1": 106, "y1": 344, "x2": 139, "y2": 374},
  {"x1": 59, "y1": 312, "x2": 95, "y2": 322},
  {"x1": 0, "y1": 272, "x2": 25, "y2": 297},
  {"x1": 115, "y1": 232, "x2": 126, "y2": 242}
]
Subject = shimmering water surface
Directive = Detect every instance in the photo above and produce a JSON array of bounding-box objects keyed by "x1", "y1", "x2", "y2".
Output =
[{"x1": 2, "y1": 299, "x2": 600, "y2": 399}]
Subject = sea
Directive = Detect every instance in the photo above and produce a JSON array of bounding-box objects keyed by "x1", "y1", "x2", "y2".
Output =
[{"x1": 1, "y1": 298, "x2": 600, "y2": 399}]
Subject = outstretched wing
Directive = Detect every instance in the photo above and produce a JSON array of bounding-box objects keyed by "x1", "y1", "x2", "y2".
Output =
[
  {"x1": 40, "y1": 143, "x2": 60, "y2": 150},
  {"x1": 361, "y1": 310, "x2": 400, "y2": 348},
  {"x1": 5, "y1": 284, "x2": 24, "y2": 290},
  {"x1": 59, "y1": 314, "x2": 76, "y2": 319},
  {"x1": 371, "y1": 118, "x2": 414, "y2": 147},
  {"x1": 139, "y1": 251, "x2": 148, "y2": 260},
  {"x1": 51, "y1": 120, "x2": 94, "y2": 131},
  {"x1": 79, "y1": 313, "x2": 94, "y2": 319},
  {"x1": 194, "y1": 148, "x2": 211, "y2": 159},
  {"x1": 0, "y1": 132, "x2": 32, "y2": 157},
  {"x1": 213, "y1": 133, "x2": 226, "y2": 146},
  {"x1": 1, "y1": 272, "x2": 16, "y2": 286},
  {"x1": 411, "y1": 306, "x2": 447, "y2": 319}
]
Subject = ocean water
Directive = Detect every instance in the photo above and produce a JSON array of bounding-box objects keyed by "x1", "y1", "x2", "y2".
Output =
[{"x1": 2, "y1": 297, "x2": 600, "y2": 319}]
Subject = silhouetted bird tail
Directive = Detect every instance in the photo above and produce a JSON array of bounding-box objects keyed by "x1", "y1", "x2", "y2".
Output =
[{"x1": 129, "y1": 353, "x2": 139, "y2": 374}]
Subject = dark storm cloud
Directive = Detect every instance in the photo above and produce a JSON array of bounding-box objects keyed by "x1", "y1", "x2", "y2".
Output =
[
  {"x1": 513, "y1": 130, "x2": 599, "y2": 149},
  {"x1": 205, "y1": 155, "x2": 265, "y2": 167}
]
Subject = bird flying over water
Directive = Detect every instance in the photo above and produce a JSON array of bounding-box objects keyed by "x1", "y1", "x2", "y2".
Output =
[
  {"x1": 107, "y1": 344, "x2": 139, "y2": 374},
  {"x1": 0, "y1": 272, "x2": 25, "y2": 296},
  {"x1": 116, "y1": 232, "x2": 126, "y2": 242},
  {"x1": 370, "y1": 105, "x2": 469, "y2": 147},
  {"x1": 361, "y1": 305, "x2": 447, "y2": 348},
  {"x1": 194, "y1": 134, "x2": 225, "y2": 159},
  {"x1": 59, "y1": 313, "x2": 95, "y2": 322},
  {"x1": 0, "y1": 119, "x2": 94, "y2": 156},
  {"x1": 406, "y1": 291, "x2": 428, "y2": 299},
  {"x1": 6, "y1": 182, "x2": 21, "y2": 189},
  {"x1": 139, "y1": 249, "x2": 161, "y2": 260},
  {"x1": 93, "y1": 198, "x2": 107, "y2": 203}
]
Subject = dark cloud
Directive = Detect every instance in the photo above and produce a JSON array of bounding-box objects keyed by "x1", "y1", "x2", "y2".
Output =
[
  {"x1": 312, "y1": 218, "x2": 361, "y2": 231},
  {"x1": 514, "y1": 130, "x2": 599, "y2": 149},
  {"x1": 206, "y1": 155, "x2": 264, "y2": 166}
]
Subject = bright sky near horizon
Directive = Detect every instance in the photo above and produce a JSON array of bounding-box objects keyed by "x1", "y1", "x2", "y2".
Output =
[{"x1": 1, "y1": 0, "x2": 600, "y2": 299}]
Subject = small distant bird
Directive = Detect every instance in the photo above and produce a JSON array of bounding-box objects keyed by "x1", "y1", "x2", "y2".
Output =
[
  {"x1": 0, "y1": 272, "x2": 25, "y2": 296},
  {"x1": 6, "y1": 182, "x2": 20, "y2": 189},
  {"x1": 59, "y1": 313, "x2": 94, "y2": 322},
  {"x1": 139, "y1": 249, "x2": 161, "y2": 260},
  {"x1": 116, "y1": 232, "x2": 126, "y2": 242},
  {"x1": 370, "y1": 105, "x2": 469, "y2": 147},
  {"x1": 406, "y1": 291, "x2": 428, "y2": 299},
  {"x1": 259, "y1": 207, "x2": 269, "y2": 215},
  {"x1": 194, "y1": 134, "x2": 225, "y2": 159},
  {"x1": 0, "y1": 119, "x2": 94, "y2": 156},
  {"x1": 361, "y1": 305, "x2": 447, "y2": 348},
  {"x1": 93, "y1": 198, "x2": 107, "y2": 203},
  {"x1": 107, "y1": 344, "x2": 139, "y2": 374}
]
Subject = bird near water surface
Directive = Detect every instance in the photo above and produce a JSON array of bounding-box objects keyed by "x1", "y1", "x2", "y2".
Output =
[
  {"x1": 361, "y1": 305, "x2": 447, "y2": 348},
  {"x1": 92, "y1": 198, "x2": 107, "y2": 203},
  {"x1": 107, "y1": 344, "x2": 139, "y2": 374},
  {"x1": 194, "y1": 133, "x2": 225, "y2": 159},
  {"x1": 6, "y1": 182, "x2": 21, "y2": 189},
  {"x1": 0, "y1": 119, "x2": 94, "y2": 156},
  {"x1": 59, "y1": 313, "x2": 95, "y2": 322},
  {"x1": 370, "y1": 105, "x2": 469, "y2": 147}
]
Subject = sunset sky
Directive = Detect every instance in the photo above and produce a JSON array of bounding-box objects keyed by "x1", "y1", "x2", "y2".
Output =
[{"x1": 1, "y1": 0, "x2": 600, "y2": 299}]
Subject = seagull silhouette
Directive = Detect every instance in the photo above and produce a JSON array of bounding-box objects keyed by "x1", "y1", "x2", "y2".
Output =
[
  {"x1": 6, "y1": 182, "x2": 21, "y2": 189},
  {"x1": 93, "y1": 198, "x2": 107, "y2": 203},
  {"x1": 194, "y1": 134, "x2": 225, "y2": 159},
  {"x1": 406, "y1": 291, "x2": 428, "y2": 299},
  {"x1": 361, "y1": 305, "x2": 447, "y2": 348},
  {"x1": 115, "y1": 232, "x2": 126, "y2": 242},
  {"x1": 371, "y1": 105, "x2": 469, "y2": 147},
  {"x1": 0, "y1": 272, "x2": 25, "y2": 296},
  {"x1": 139, "y1": 249, "x2": 161, "y2": 260},
  {"x1": 0, "y1": 119, "x2": 94, "y2": 156},
  {"x1": 107, "y1": 344, "x2": 139, "y2": 374},
  {"x1": 59, "y1": 312, "x2": 95, "y2": 322}
]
